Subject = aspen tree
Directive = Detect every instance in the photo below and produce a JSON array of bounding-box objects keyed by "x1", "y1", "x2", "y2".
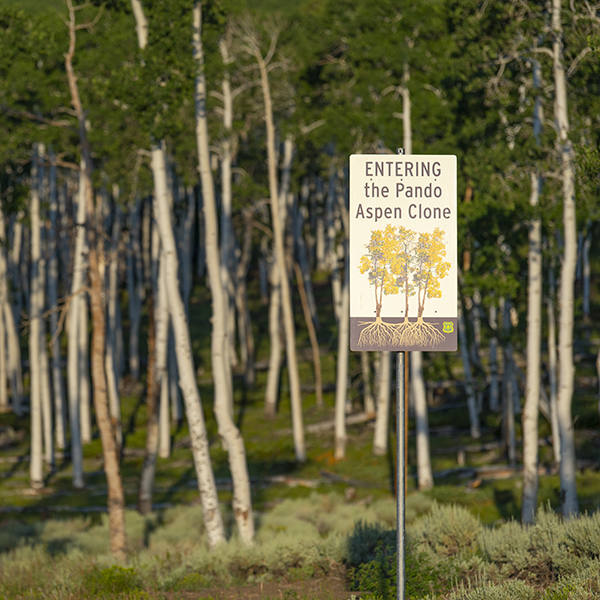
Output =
[
  {"x1": 240, "y1": 15, "x2": 306, "y2": 461},
  {"x1": 552, "y1": 0, "x2": 579, "y2": 518},
  {"x1": 194, "y1": 3, "x2": 254, "y2": 542},
  {"x1": 65, "y1": 0, "x2": 127, "y2": 560},
  {"x1": 522, "y1": 60, "x2": 544, "y2": 524}
]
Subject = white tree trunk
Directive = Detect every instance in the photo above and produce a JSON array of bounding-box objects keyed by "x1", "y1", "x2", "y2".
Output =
[
  {"x1": 501, "y1": 299, "x2": 517, "y2": 466},
  {"x1": 373, "y1": 351, "x2": 392, "y2": 456},
  {"x1": 67, "y1": 168, "x2": 87, "y2": 489},
  {"x1": 243, "y1": 22, "x2": 306, "y2": 462},
  {"x1": 152, "y1": 143, "x2": 226, "y2": 548},
  {"x1": 412, "y1": 351, "x2": 433, "y2": 490},
  {"x1": 29, "y1": 144, "x2": 44, "y2": 490},
  {"x1": 194, "y1": 6, "x2": 254, "y2": 542},
  {"x1": 334, "y1": 252, "x2": 349, "y2": 459},
  {"x1": 265, "y1": 258, "x2": 282, "y2": 417},
  {"x1": 522, "y1": 170, "x2": 543, "y2": 524},
  {"x1": 553, "y1": 0, "x2": 578, "y2": 518}
]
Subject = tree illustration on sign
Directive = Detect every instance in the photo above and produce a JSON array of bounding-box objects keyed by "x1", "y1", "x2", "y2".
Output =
[
  {"x1": 357, "y1": 226, "x2": 450, "y2": 348},
  {"x1": 357, "y1": 224, "x2": 403, "y2": 346}
]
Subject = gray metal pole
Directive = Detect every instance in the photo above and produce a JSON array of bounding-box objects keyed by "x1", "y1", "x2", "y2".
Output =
[{"x1": 397, "y1": 350, "x2": 406, "y2": 600}]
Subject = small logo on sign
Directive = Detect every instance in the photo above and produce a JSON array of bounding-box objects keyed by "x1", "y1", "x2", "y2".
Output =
[{"x1": 443, "y1": 322, "x2": 454, "y2": 333}]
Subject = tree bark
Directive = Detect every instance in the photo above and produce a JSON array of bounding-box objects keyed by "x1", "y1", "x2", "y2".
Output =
[
  {"x1": 522, "y1": 171, "x2": 543, "y2": 523},
  {"x1": 67, "y1": 168, "x2": 87, "y2": 490},
  {"x1": 553, "y1": 0, "x2": 578, "y2": 518},
  {"x1": 29, "y1": 143, "x2": 44, "y2": 490},
  {"x1": 151, "y1": 143, "x2": 226, "y2": 548},
  {"x1": 194, "y1": 5, "x2": 254, "y2": 542},
  {"x1": 245, "y1": 21, "x2": 306, "y2": 461},
  {"x1": 66, "y1": 0, "x2": 127, "y2": 560}
]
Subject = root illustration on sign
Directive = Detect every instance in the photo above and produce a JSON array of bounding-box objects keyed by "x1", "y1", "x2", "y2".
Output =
[{"x1": 357, "y1": 225, "x2": 450, "y2": 348}]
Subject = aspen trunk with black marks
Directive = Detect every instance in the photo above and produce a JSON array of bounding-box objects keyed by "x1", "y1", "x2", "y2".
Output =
[
  {"x1": 547, "y1": 267, "x2": 561, "y2": 465},
  {"x1": 66, "y1": 0, "x2": 127, "y2": 561},
  {"x1": 522, "y1": 58, "x2": 544, "y2": 523},
  {"x1": 151, "y1": 144, "x2": 226, "y2": 548},
  {"x1": 194, "y1": 5, "x2": 254, "y2": 542},
  {"x1": 67, "y1": 169, "x2": 87, "y2": 490},
  {"x1": 522, "y1": 170, "x2": 543, "y2": 523},
  {"x1": 553, "y1": 0, "x2": 578, "y2": 518}
]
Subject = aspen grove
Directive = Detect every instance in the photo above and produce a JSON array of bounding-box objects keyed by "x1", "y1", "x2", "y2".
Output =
[{"x1": 0, "y1": 0, "x2": 599, "y2": 562}]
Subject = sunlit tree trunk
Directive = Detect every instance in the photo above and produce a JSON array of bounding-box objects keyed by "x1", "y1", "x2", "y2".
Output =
[
  {"x1": 264, "y1": 258, "x2": 282, "y2": 417},
  {"x1": 244, "y1": 21, "x2": 305, "y2": 461},
  {"x1": 522, "y1": 169, "x2": 543, "y2": 523},
  {"x1": 194, "y1": 5, "x2": 254, "y2": 542},
  {"x1": 29, "y1": 143, "x2": 44, "y2": 490},
  {"x1": 553, "y1": 0, "x2": 578, "y2": 518},
  {"x1": 151, "y1": 143, "x2": 226, "y2": 548},
  {"x1": 66, "y1": 0, "x2": 127, "y2": 560}
]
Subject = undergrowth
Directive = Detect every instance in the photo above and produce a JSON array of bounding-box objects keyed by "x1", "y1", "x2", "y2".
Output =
[{"x1": 1, "y1": 494, "x2": 600, "y2": 599}]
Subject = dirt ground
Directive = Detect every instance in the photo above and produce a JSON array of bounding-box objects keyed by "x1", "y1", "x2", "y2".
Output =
[{"x1": 158, "y1": 563, "x2": 365, "y2": 599}]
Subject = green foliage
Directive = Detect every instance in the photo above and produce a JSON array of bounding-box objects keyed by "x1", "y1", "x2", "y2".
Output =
[
  {"x1": 409, "y1": 502, "x2": 481, "y2": 557},
  {"x1": 81, "y1": 565, "x2": 147, "y2": 599},
  {"x1": 449, "y1": 580, "x2": 537, "y2": 600}
]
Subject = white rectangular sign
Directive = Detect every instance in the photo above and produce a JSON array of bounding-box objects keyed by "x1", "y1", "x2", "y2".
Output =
[{"x1": 349, "y1": 154, "x2": 458, "y2": 351}]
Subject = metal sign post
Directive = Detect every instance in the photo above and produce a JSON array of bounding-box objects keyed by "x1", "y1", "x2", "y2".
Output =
[{"x1": 396, "y1": 350, "x2": 406, "y2": 600}]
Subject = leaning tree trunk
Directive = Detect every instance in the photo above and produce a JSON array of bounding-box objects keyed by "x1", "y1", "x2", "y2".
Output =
[
  {"x1": 553, "y1": 0, "x2": 578, "y2": 518},
  {"x1": 246, "y1": 24, "x2": 306, "y2": 461},
  {"x1": 194, "y1": 3, "x2": 254, "y2": 543},
  {"x1": 66, "y1": 0, "x2": 127, "y2": 561},
  {"x1": 151, "y1": 143, "x2": 226, "y2": 548}
]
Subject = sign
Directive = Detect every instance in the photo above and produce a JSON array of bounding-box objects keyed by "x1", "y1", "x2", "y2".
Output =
[{"x1": 349, "y1": 154, "x2": 458, "y2": 351}]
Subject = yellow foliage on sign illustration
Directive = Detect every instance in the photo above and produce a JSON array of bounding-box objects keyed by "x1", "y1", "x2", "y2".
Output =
[{"x1": 357, "y1": 226, "x2": 451, "y2": 348}]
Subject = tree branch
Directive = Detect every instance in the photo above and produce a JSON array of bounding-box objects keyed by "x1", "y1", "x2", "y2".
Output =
[{"x1": 0, "y1": 105, "x2": 75, "y2": 130}]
